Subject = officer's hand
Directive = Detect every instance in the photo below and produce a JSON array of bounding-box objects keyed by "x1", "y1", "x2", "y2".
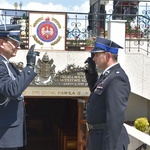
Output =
[
  {"x1": 26, "y1": 44, "x2": 40, "y2": 68},
  {"x1": 84, "y1": 57, "x2": 96, "y2": 73}
]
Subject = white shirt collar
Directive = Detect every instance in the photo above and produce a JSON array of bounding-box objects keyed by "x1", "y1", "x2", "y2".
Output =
[{"x1": 102, "y1": 62, "x2": 118, "y2": 75}]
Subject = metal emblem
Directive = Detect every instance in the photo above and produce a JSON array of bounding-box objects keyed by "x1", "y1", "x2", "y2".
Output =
[
  {"x1": 36, "y1": 17, "x2": 58, "y2": 42},
  {"x1": 35, "y1": 53, "x2": 56, "y2": 85}
]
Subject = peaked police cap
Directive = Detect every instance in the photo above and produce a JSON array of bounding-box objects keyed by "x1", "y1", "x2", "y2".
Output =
[
  {"x1": 91, "y1": 37, "x2": 123, "y2": 54},
  {"x1": 0, "y1": 24, "x2": 21, "y2": 43}
]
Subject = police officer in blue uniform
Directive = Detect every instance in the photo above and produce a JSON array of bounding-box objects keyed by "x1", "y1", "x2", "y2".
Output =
[
  {"x1": 85, "y1": 37, "x2": 131, "y2": 150},
  {"x1": 0, "y1": 25, "x2": 40, "y2": 150}
]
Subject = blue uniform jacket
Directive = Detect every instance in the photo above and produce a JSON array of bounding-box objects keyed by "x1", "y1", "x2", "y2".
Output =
[
  {"x1": 0, "y1": 55, "x2": 36, "y2": 148},
  {"x1": 85, "y1": 63, "x2": 131, "y2": 150}
]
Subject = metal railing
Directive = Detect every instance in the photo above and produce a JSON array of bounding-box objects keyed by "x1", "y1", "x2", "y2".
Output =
[
  {"x1": 0, "y1": 6, "x2": 149, "y2": 54},
  {"x1": 136, "y1": 143, "x2": 147, "y2": 150}
]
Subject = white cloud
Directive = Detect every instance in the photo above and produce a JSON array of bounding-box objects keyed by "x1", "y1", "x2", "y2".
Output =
[
  {"x1": 23, "y1": 2, "x2": 69, "y2": 12},
  {"x1": 1, "y1": 0, "x2": 149, "y2": 15},
  {"x1": 0, "y1": 0, "x2": 14, "y2": 9},
  {"x1": 0, "y1": 0, "x2": 89, "y2": 13},
  {"x1": 71, "y1": 1, "x2": 89, "y2": 13}
]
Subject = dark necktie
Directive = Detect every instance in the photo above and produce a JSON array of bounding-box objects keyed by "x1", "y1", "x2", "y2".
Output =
[{"x1": 100, "y1": 70, "x2": 110, "y2": 79}]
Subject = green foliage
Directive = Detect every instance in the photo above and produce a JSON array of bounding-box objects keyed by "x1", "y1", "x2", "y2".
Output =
[
  {"x1": 85, "y1": 37, "x2": 95, "y2": 46},
  {"x1": 125, "y1": 20, "x2": 141, "y2": 34},
  {"x1": 134, "y1": 117, "x2": 149, "y2": 133},
  {"x1": 145, "y1": 127, "x2": 150, "y2": 135},
  {"x1": 22, "y1": 13, "x2": 27, "y2": 19},
  {"x1": 148, "y1": 128, "x2": 150, "y2": 135}
]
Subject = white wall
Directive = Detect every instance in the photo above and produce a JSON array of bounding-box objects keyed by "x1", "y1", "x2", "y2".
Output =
[
  {"x1": 10, "y1": 50, "x2": 90, "y2": 73},
  {"x1": 125, "y1": 93, "x2": 149, "y2": 121},
  {"x1": 122, "y1": 52, "x2": 150, "y2": 100},
  {"x1": 120, "y1": 47, "x2": 150, "y2": 121}
]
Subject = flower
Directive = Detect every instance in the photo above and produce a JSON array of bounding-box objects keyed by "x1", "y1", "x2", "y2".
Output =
[{"x1": 126, "y1": 20, "x2": 142, "y2": 34}]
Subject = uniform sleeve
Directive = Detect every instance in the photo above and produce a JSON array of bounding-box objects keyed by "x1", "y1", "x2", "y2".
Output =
[
  {"x1": 0, "y1": 63, "x2": 36, "y2": 99},
  {"x1": 102, "y1": 75, "x2": 130, "y2": 150},
  {"x1": 85, "y1": 71, "x2": 98, "y2": 91}
]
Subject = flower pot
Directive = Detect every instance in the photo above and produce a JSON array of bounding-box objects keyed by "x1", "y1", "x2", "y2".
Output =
[
  {"x1": 85, "y1": 46, "x2": 94, "y2": 51},
  {"x1": 126, "y1": 33, "x2": 142, "y2": 38},
  {"x1": 67, "y1": 45, "x2": 81, "y2": 51}
]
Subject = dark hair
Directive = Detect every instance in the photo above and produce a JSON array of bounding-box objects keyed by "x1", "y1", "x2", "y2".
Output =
[{"x1": 112, "y1": 54, "x2": 118, "y2": 61}]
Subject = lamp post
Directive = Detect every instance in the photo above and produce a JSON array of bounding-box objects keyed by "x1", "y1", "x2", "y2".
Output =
[
  {"x1": 14, "y1": 2, "x2": 18, "y2": 10},
  {"x1": 19, "y1": 2, "x2": 23, "y2": 10}
]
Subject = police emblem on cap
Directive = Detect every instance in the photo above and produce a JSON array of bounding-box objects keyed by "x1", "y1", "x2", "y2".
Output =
[{"x1": 91, "y1": 37, "x2": 123, "y2": 54}]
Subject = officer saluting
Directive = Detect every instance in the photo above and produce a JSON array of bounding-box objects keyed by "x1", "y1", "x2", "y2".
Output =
[
  {"x1": 0, "y1": 24, "x2": 40, "y2": 150},
  {"x1": 85, "y1": 37, "x2": 131, "y2": 150}
]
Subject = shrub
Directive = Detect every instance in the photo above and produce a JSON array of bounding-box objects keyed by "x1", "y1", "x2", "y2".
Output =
[
  {"x1": 145, "y1": 127, "x2": 150, "y2": 135},
  {"x1": 134, "y1": 117, "x2": 149, "y2": 133}
]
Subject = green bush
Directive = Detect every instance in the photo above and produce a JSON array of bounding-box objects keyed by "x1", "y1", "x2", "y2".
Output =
[
  {"x1": 145, "y1": 127, "x2": 150, "y2": 135},
  {"x1": 134, "y1": 117, "x2": 149, "y2": 133}
]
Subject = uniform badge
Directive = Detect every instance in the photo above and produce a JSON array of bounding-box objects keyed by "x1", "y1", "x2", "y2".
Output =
[
  {"x1": 94, "y1": 82, "x2": 103, "y2": 95},
  {"x1": 116, "y1": 71, "x2": 120, "y2": 74}
]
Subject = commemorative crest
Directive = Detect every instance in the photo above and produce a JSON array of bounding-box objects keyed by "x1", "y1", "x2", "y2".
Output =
[
  {"x1": 36, "y1": 17, "x2": 58, "y2": 43},
  {"x1": 29, "y1": 13, "x2": 66, "y2": 50}
]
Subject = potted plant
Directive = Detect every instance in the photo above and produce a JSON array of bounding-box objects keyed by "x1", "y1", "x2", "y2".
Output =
[
  {"x1": 67, "y1": 36, "x2": 81, "y2": 51},
  {"x1": 85, "y1": 37, "x2": 95, "y2": 51},
  {"x1": 126, "y1": 20, "x2": 142, "y2": 38},
  {"x1": 134, "y1": 117, "x2": 150, "y2": 135}
]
